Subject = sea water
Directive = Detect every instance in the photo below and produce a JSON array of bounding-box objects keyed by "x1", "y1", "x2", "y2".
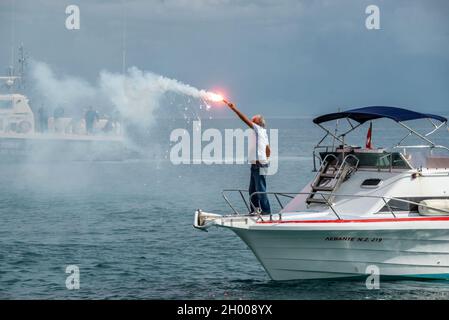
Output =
[{"x1": 1, "y1": 118, "x2": 449, "y2": 299}]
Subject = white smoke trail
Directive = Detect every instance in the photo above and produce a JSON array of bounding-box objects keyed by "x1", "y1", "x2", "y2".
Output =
[
  {"x1": 98, "y1": 67, "x2": 217, "y2": 126},
  {"x1": 30, "y1": 61, "x2": 219, "y2": 127}
]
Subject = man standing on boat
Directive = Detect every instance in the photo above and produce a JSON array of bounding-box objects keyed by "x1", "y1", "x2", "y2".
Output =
[{"x1": 225, "y1": 102, "x2": 271, "y2": 214}]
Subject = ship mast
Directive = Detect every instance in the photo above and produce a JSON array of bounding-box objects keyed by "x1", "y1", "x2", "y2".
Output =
[
  {"x1": 0, "y1": 0, "x2": 19, "y2": 93},
  {"x1": 9, "y1": 0, "x2": 16, "y2": 77},
  {"x1": 17, "y1": 43, "x2": 27, "y2": 91},
  {"x1": 121, "y1": 0, "x2": 127, "y2": 74},
  {"x1": 3, "y1": 0, "x2": 27, "y2": 93}
]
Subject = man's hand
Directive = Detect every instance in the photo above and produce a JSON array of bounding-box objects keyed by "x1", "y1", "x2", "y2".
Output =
[
  {"x1": 224, "y1": 100, "x2": 235, "y2": 109},
  {"x1": 224, "y1": 101, "x2": 253, "y2": 128},
  {"x1": 266, "y1": 145, "x2": 271, "y2": 159}
]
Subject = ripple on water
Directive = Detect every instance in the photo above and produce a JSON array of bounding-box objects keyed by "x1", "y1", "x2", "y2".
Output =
[{"x1": 2, "y1": 128, "x2": 449, "y2": 299}]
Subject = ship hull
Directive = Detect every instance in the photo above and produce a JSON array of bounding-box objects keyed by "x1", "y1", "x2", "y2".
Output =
[{"x1": 231, "y1": 227, "x2": 449, "y2": 280}]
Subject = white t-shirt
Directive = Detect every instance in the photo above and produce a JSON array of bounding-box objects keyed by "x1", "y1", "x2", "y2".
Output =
[{"x1": 249, "y1": 123, "x2": 269, "y2": 164}]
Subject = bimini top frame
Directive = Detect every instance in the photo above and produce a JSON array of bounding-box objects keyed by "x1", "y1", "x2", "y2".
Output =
[
  {"x1": 313, "y1": 106, "x2": 449, "y2": 155},
  {"x1": 313, "y1": 106, "x2": 447, "y2": 125}
]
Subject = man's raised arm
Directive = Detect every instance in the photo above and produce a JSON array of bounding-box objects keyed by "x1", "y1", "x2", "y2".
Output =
[{"x1": 224, "y1": 101, "x2": 254, "y2": 129}]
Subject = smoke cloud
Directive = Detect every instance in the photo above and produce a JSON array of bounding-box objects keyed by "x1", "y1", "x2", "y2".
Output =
[{"x1": 29, "y1": 61, "x2": 217, "y2": 128}]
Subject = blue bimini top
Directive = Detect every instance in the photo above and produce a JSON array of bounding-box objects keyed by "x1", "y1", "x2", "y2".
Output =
[{"x1": 313, "y1": 106, "x2": 447, "y2": 124}]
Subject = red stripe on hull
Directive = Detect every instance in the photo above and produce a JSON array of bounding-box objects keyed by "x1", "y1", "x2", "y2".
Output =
[{"x1": 257, "y1": 216, "x2": 449, "y2": 224}]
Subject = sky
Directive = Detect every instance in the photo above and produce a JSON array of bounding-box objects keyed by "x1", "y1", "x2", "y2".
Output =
[{"x1": 0, "y1": 0, "x2": 448, "y2": 117}]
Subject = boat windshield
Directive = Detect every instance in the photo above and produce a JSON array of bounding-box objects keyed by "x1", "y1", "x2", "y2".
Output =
[
  {"x1": 313, "y1": 107, "x2": 449, "y2": 169},
  {"x1": 320, "y1": 150, "x2": 411, "y2": 169}
]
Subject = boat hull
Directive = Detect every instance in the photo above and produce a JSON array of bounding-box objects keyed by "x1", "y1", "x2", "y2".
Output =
[{"x1": 231, "y1": 227, "x2": 449, "y2": 280}]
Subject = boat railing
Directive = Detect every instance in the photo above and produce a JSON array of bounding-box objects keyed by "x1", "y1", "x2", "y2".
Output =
[
  {"x1": 310, "y1": 153, "x2": 339, "y2": 187},
  {"x1": 312, "y1": 145, "x2": 339, "y2": 172},
  {"x1": 221, "y1": 189, "x2": 449, "y2": 222},
  {"x1": 337, "y1": 154, "x2": 359, "y2": 176}
]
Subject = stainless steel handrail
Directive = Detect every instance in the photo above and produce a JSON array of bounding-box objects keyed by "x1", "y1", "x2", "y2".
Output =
[
  {"x1": 221, "y1": 189, "x2": 449, "y2": 221},
  {"x1": 222, "y1": 189, "x2": 249, "y2": 215},
  {"x1": 311, "y1": 153, "x2": 340, "y2": 187},
  {"x1": 332, "y1": 154, "x2": 359, "y2": 183},
  {"x1": 313, "y1": 146, "x2": 334, "y2": 171},
  {"x1": 322, "y1": 153, "x2": 339, "y2": 165}
]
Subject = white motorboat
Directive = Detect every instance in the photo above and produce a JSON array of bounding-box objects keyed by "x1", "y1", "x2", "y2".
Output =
[{"x1": 194, "y1": 106, "x2": 449, "y2": 280}]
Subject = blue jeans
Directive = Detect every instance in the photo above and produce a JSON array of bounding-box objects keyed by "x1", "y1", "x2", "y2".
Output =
[{"x1": 249, "y1": 164, "x2": 271, "y2": 213}]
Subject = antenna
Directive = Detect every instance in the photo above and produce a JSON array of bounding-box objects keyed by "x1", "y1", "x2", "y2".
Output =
[
  {"x1": 10, "y1": 0, "x2": 16, "y2": 75},
  {"x1": 17, "y1": 43, "x2": 27, "y2": 90},
  {"x1": 332, "y1": 107, "x2": 341, "y2": 149},
  {"x1": 121, "y1": 0, "x2": 127, "y2": 74}
]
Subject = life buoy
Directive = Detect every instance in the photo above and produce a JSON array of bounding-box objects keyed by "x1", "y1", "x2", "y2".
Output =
[{"x1": 18, "y1": 120, "x2": 32, "y2": 133}]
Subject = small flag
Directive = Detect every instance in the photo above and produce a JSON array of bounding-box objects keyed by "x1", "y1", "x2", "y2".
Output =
[{"x1": 366, "y1": 122, "x2": 373, "y2": 149}]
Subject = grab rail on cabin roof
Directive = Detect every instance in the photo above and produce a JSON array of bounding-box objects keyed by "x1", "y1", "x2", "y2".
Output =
[
  {"x1": 312, "y1": 146, "x2": 333, "y2": 172},
  {"x1": 338, "y1": 154, "x2": 359, "y2": 176},
  {"x1": 221, "y1": 189, "x2": 449, "y2": 222},
  {"x1": 311, "y1": 153, "x2": 340, "y2": 185}
]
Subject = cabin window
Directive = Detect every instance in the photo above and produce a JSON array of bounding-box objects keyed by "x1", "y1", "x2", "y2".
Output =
[
  {"x1": 379, "y1": 197, "x2": 449, "y2": 214},
  {"x1": 361, "y1": 178, "x2": 382, "y2": 188},
  {"x1": 0, "y1": 100, "x2": 12, "y2": 109},
  {"x1": 379, "y1": 199, "x2": 413, "y2": 213}
]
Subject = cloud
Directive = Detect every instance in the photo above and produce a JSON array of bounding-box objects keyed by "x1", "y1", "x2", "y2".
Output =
[
  {"x1": 387, "y1": 0, "x2": 449, "y2": 56},
  {"x1": 2, "y1": 0, "x2": 449, "y2": 117},
  {"x1": 85, "y1": 0, "x2": 305, "y2": 23}
]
